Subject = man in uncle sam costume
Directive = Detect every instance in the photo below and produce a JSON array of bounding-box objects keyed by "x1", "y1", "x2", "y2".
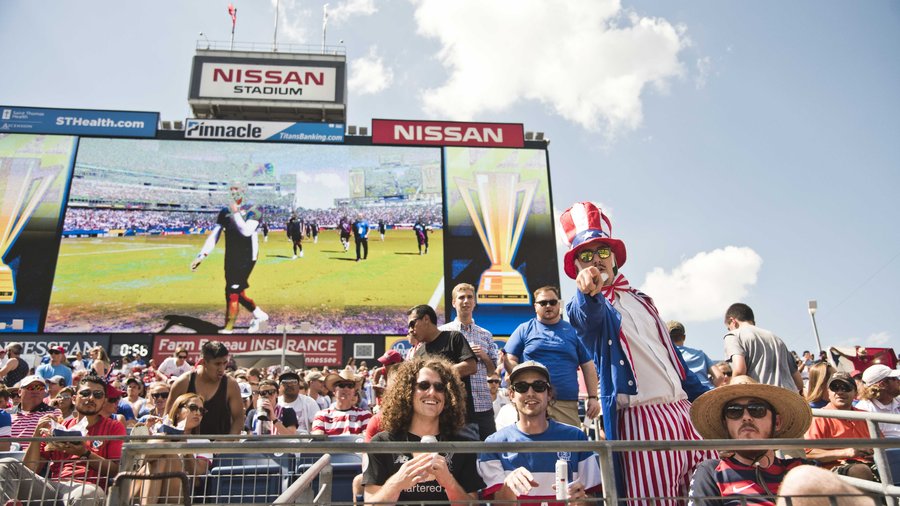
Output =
[{"x1": 561, "y1": 201, "x2": 712, "y2": 504}]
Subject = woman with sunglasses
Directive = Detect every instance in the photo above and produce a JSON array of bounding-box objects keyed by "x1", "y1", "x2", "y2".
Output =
[
  {"x1": 50, "y1": 386, "x2": 77, "y2": 421},
  {"x1": 137, "y1": 381, "x2": 170, "y2": 424},
  {"x1": 363, "y1": 356, "x2": 484, "y2": 505},
  {"x1": 132, "y1": 393, "x2": 212, "y2": 505},
  {"x1": 0, "y1": 342, "x2": 28, "y2": 388}
]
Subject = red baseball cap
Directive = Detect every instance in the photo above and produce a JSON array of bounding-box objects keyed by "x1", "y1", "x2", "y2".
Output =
[{"x1": 377, "y1": 350, "x2": 403, "y2": 366}]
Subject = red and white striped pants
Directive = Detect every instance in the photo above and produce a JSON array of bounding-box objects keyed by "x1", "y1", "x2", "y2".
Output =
[{"x1": 618, "y1": 398, "x2": 715, "y2": 505}]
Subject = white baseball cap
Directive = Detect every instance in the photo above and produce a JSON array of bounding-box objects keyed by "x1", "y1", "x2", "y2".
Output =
[{"x1": 862, "y1": 364, "x2": 900, "y2": 387}]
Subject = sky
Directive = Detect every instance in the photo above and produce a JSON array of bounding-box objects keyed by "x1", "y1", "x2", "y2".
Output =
[{"x1": 2, "y1": 0, "x2": 899, "y2": 358}]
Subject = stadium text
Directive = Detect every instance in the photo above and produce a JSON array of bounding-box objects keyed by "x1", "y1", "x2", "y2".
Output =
[
  {"x1": 233, "y1": 86, "x2": 302, "y2": 96},
  {"x1": 55, "y1": 116, "x2": 145, "y2": 129},
  {"x1": 155, "y1": 336, "x2": 342, "y2": 366},
  {"x1": 186, "y1": 121, "x2": 263, "y2": 139},
  {"x1": 212, "y1": 68, "x2": 324, "y2": 86},
  {"x1": 395, "y1": 125, "x2": 503, "y2": 144}
]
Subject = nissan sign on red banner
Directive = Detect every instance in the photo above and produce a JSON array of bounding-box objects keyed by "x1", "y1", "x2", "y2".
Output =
[
  {"x1": 153, "y1": 335, "x2": 343, "y2": 366},
  {"x1": 372, "y1": 119, "x2": 525, "y2": 148}
]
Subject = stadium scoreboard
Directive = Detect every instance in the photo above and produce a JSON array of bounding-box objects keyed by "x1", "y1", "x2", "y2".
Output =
[{"x1": 0, "y1": 105, "x2": 556, "y2": 365}]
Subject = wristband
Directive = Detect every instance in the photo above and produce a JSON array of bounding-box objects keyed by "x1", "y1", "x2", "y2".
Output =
[{"x1": 587, "y1": 396, "x2": 598, "y2": 400}]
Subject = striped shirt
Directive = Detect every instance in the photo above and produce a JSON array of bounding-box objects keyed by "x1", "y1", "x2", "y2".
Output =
[
  {"x1": 10, "y1": 403, "x2": 62, "y2": 449},
  {"x1": 439, "y1": 319, "x2": 497, "y2": 413},
  {"x1": 311, "y1": 406, "x2": 372, "y2": 436}
]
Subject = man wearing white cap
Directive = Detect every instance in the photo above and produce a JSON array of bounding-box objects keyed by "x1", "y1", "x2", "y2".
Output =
[
  {"x1": 560, "y1": 201, "x2": 711, "y2": 504},
  {"x1": 855, "y1": 364, "x2": 900, "y2": 438},
  {"x1": 9, "y1": 375, "x2": 62, "y2": 450}
]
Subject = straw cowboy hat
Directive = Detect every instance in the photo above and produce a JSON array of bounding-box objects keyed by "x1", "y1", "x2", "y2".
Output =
[
  {"x1": 559, "y1": 202, "x2": 628, "y2": 279},
  {"x1": 690, "y1": 375, "x2": 812, "y2": 440},
  {"x1": 324, "y1": 367, "x2": 361, "y2": 392}
]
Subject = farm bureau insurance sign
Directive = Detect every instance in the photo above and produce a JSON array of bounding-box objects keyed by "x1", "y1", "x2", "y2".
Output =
[
  {"x1": 153, "y1": 335, "x2": 342, "y2": 366},
  {"x1": 197, "y1": 62, "x2": 337, "y2": 102}
]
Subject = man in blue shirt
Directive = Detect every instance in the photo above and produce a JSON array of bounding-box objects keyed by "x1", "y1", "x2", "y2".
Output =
[
  {"x1": 35, "y1": 346, "x2": 72, "y2": 387},
  {"x1": 352, "y1": 214, "x2": 369, "y2": 262},
  {"x1": 668, "y1": 321, "x2": 722, "y2": 390},
  {"x1": 503, "y1": 286, "x2": 599, "y2": 427}
]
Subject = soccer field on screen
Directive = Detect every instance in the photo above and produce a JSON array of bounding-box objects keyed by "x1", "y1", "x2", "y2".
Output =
[{"x1": 44, "y1": 229, "x2": 444, "y2": 334}]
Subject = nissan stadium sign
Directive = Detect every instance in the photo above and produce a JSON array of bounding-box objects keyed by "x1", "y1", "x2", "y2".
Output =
[{"x1": 189, "y1": 55, "x2": 345, "y2": 103}]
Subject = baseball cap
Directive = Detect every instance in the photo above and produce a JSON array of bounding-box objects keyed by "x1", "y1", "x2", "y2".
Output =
[
  {"x1": 377, "y1": 350, "x2": 403, "y2": 366},
  {"x1": 305, "y1": 371, "x2": 325, "y2": 382},
  {"x1": 508, "y1": 360, "x2": 551, "y2": 384},
  {"x1": 238, "y1": 382, "x2": 253, "y2": 399},
  {"x1": 862, "y1": 364, "x2": 900, "y2": 387},
  {"x1": 49, "y1": 375, "x2": 67, "y2": 386},
  {"x1": 18, "y1": 375, "x2": 47, "y2": 388},
  {"x1": 828, "y1": 372, "x2": 856, "y2": 389},
  {"x1": 106, "y1": 383, "x2": 125, "y2": 400},
  {"x1": 279, "y1": 371, "x2": 301, "y2": 383},
  {"x1": 49, "y1": 346, "x2": 66, "y2": 354}
]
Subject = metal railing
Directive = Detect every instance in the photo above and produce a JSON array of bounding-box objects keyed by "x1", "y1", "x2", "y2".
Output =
[{"x1": 196, "y1": 39, "x2": 346, "y2": 55}]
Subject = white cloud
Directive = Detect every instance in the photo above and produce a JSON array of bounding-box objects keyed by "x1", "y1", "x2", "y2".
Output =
[
  {"x1": 329, "y1": 0, "x2": 377, "y2": 23},
  {"x1": 639, "y1": 246, "x2": 763, "y2": 322},
  {"x1": 695, "y1": 56, "x2": 711, "y2": 89},
  {"x1": 272, "y1": 0, "x2": 312, "y2": 43},
  {"x1": 865, "y1": 331, "x2": 890, "y2": 346},
  {"x1": 349, "y1": 46, "x2": 394, "y2": 96},
  {"x1": 411, "y1": 0, "x2": 687, "y2": 135}
]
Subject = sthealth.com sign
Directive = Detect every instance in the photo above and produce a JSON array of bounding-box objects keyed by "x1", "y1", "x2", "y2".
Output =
[
  {"x1": 372, "y1": 119, "x2": 525, "y2": 148},
  {"x1": 0, "y1": 106, "x2": 158, "y2": 138},
  {"x1": 184, "y1": 119, "x2": 344, "y2": 143}
]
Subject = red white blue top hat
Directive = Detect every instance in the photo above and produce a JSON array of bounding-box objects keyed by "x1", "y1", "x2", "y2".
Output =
[{"x1": 559, "y1": 202, "x2": 627, "y2": 279}]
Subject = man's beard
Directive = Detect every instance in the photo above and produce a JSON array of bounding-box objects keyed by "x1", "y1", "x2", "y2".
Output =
[{"x1": 76, "y1": 403, "x2": 102, "y2": 416}]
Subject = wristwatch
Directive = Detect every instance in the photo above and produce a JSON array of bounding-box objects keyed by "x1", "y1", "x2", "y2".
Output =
[
  {"x1": 77, "y1": 450, "x2": 90, "y2": 460},
  {"x1": 587, "y1": 396, "x2": 598, "y2": 399}
]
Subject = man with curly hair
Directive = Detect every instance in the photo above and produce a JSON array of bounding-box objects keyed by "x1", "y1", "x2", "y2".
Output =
[{"x1": 362, "y1": 356, "x2": 484, "y2": 504}]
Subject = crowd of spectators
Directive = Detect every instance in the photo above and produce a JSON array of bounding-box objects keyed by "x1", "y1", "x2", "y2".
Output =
[{"x1": 0, "y1": 311, "x2": 893, "y2": 504}]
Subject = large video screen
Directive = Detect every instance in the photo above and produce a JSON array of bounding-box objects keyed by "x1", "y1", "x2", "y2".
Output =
[
  {"x1": 0, "y1": 131, "x2": 557, "y2": 336},
  {"x1": 45, "y1": 138, "x2": 444, "y2": 334}
]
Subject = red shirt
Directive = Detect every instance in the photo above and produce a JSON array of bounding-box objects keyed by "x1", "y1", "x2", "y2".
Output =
[
  {"x1": 804, "y1": 406, "x2": 871, "y2": 469},
  {"x1": 40, "y1": 416, "x2": 126, "y2": 488}
]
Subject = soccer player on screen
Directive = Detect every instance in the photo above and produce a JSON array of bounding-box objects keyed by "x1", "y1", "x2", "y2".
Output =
[
  {"x1": 286, "y1": 215, "x2": 304, "y2": 259},
  {"x1": 190, "y1": 182, "x2": 269, "y2": 334},
  {"x1": 413, "y1": 219, "x2": 429, "y2": 255}
]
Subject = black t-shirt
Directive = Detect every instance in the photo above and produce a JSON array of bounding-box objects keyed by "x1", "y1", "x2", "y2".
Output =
[
  {"x1": 362, "y1": 431, "x2": 484, "y2": 503},
  {"x1": 414, "y1": 331, "x2": 477, "y2": 415}
]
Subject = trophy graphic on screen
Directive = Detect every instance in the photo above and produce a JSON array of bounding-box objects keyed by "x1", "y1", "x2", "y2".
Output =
[
  {"x1": 0, "y1": 157, "x2": 59, "y2": 303},
  {"x1": 455, "y1": 173, "x2": 537, "y2": 305}
]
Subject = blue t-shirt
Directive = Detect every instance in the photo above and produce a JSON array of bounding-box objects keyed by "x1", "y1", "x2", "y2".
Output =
[
  {"x1": 505, "y1": 319, "x2": 591, "y2": 401},
  {"x1": 35, "y1": 363, "x2": 72, "y2": 386},
  {"x1": 353, "y1": 220, "x2": 369, "y2": 238},
  {"x1": 676, "y1": 345, "x2": 714, "y2": 389},
  {"x1": 116, "y1": 400, "x2": 136, "y2": 421},
  {"x1": 478, "y1": 419, "x2": 602, "y2": 501}
]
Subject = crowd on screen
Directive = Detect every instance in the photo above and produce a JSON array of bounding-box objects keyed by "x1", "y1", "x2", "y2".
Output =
[{"x1": 62, "y1": 203, "x2": 443, "y2": 234}]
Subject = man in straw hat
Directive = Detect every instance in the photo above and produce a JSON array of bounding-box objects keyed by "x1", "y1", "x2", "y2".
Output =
[
  {"x1": 560, "y1": 201, "x2": 711, "y2": 503},
  {"x1": 311, "y1": 368, "x2": 371, "y2": 436},
  {"x1": 688, "y1": 375, "x2": 813, "y2": 504}
]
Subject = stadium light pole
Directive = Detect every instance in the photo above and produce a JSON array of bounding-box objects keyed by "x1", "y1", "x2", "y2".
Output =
[{"x1": 808, "y1": 300, "x2": 823, "y2": 355}]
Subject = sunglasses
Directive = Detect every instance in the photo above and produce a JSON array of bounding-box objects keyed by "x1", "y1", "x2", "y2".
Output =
[
  {"x1": 535, "y1": 299, "x2": 559, "y2": 307},
  {"x1": 183, "y1": 404, "x2": 207, "y2": 414},
  {"x1": 829, "y1": 382, "x2": 854, "y2": 393},
  {"x1": 23, "y1": 384, "x2": 46, "y2": 392},
  {"x1": 78, "y1": 389, "x2": 105, "y2": 400},
  {"x1": 487, "y1": 379, "x2": 501, "y2": 384},
  {"x1": 150, "y1": 392, "x2": 170, "y2": 399},
  {"x1": 49, "y1": 350, "x2": 62, "y2": 355},
  {"x1": 57, "y1": 394, "x2": 73, "y2": 400},
  {"x1": 723, "y1": 402, "x2": 771, "y2": 420},
  {"x1": 577, "y1": 246, "x2": 612, "y2": 263},
  {"x1": 177, "y1": 355, "x2": 188, "y2": 359},
  {"x1": 334, "y1": 382, "x2": 356, "y2": 390},
  {"x1": 280, "y1": 379, "x2": 299, "y2": 385},
  {"x1": 258, "y1": 389, "x2": 277, "y2": 396},
  {"x1": 415, "y1": 380, "x2": 446, "y2": 392},
  {"x1": 512, "y1": 380, "x2": 550, "y2": 393},
  {"x1": 408, "y1": 317, "x2": 423, "y2": 329}
]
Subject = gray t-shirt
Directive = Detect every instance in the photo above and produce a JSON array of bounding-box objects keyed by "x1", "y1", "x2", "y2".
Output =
[{"x1": 723, "y1": 324, "x2": 798, "y2": 390}]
